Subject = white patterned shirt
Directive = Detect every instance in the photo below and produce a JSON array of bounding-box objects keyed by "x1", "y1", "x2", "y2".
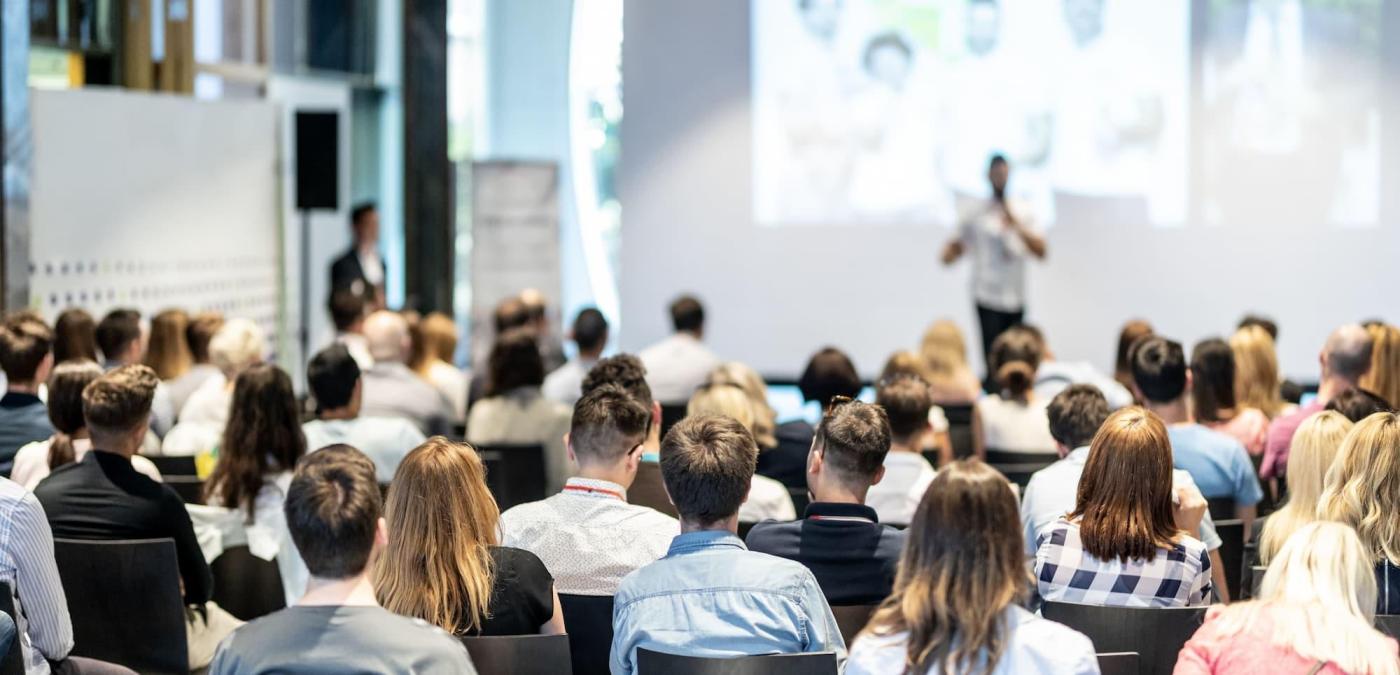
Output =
[
  {"x1": 499, "y1": 478, "x2": 679, "y2": 596},
  {"x1": 1035, "y1": 518, "x2": 1212, "y2": 608}
]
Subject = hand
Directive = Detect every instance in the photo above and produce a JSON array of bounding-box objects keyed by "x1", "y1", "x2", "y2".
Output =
[
  {"x1": 940, "y1": 240, "x2": 963, "y2": 265},
  {"x1": 1172, "y1": 485, "x2": 1208, "y2": 535}
]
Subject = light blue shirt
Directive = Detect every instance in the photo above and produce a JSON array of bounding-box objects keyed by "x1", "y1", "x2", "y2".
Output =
[
  {"x1": 1168, "y1": 424, "x2": 1263, "y2": 506},
  {"x1": 846, "y1": 606, "x2": 1099, "y2": 675},
  {"x1": 609, "y1": 530, "x2": 846, "y2": 675}
]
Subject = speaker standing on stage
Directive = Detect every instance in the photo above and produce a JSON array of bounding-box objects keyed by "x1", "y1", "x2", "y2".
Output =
[
  {"x1": 941, "y1": 155, "x2": 1047, "y2": 381},
  {"x1": 330, "y1": 202, "x2": 387, "y2": 309}
]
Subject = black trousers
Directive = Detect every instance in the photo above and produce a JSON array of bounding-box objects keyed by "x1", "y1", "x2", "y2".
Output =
[{"x1": 977, "y1": 303, "x2": 1025, "y2": 391}]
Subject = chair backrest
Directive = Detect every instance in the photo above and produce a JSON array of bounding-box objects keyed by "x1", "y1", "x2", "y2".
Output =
[
  {"x1": 53, "y1": 538, "x2": 189, "y2": 675},
  {"x1": 1205, "y1": 497, "x2": 1235, "y2": 521},
  {"x1": 476, "y1": 444, "x2": 548, "y2": 510},
  {"x1": 659, "y1": 404, "x2": 689, "y2": 440},
  {"x1": 210, "y1": 545, "x2": 286, "y2": 621},
  {"x1": 942, "y1": 404, "x2": 977, "y2": 460},
  {"x1": 1041, "y1": 601, "x2": 1207, "y2": 675},
  {"x1": 629, "y1": 462, "x2": 678, "y2": 518},
  {"x1": 830, "y1": 604, "x2": 876, "y2": 645},
  {"x1": 558, "y1": 594, "x2": 615, "y2": 675},
  {"x1": 460, "y1": 634, "x2": 573, "y2": 675},
  {"x1": 984, "y1": 449, "x2": 1056, "y2": 465},
  {"x1": 1244, "y1": 565, "x2": 1267, "y2": 601},
  {"x1": 1097, "y1": 652, "x2": 1141, "y2": 675},
  {"x1": 1213, "y1": 519, "x2": 1245, "y2": 602},
  {"x1": 0, "y1": 584, "x2": 25, "y2": 675},
  {"x1": 164, "y1": 476, "x2": 206, "y2": 505},
  {"x1": 635, "y1": 648, "x2": 838, "y2": 675},
  {"x1": 1376, "y1": 615, "x2": 1400, "y2": 639},
  {"x1": 144, "y1": 455, "x2": 198, "y2": 476}
]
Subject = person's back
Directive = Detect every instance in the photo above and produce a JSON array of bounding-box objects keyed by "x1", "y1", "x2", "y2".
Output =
[
  {"x1": 1261, "y1": 323, "x2": 1373, "y2": 479},
  {"x1": 638, "y1": 296, "x2": 720, "y2": 404},
  {"x1": 466, "y1": 330, "x2": 572, "y2": 491},
  {"x1": 979, "y1": 328, "x2": 1057, "y2": 454},
  {"x1": 359, "y1": 311, "x2": 453, "y2": 435},
  {"x1": 0, "y1": 314, "x2": 56, "y2": 469},
  {"x1": 303, "y1": 417, "x2": 424, "y2": 483},
  {"x1": 1167, "y1": 423, "x2": 1261, "y2": 503}
]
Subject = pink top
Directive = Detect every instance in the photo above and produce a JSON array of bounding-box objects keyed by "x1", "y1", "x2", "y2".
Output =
[
  {"x1": 1175, "y1": 605, "x2": 1398, "y2": 675},
  {"x1": 1261, "y1": 402, "x2": 1323, "y2": 479},
  {"x1": 1204, "y1": 408, "x2": 1270, "y2": 457}
]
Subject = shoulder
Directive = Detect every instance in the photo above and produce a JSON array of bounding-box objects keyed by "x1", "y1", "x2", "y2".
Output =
[
  {"x1": 847, "y1": 631, "x2": 909, "y2": 674},
  {"x1": 1006, "y1": 606, "x2": 1096, "y2": 664},
  {"x1": 744, "y1": 520, "x2": 800, "y2": 550},
  {"x1": 490, "y1": 546, "x2": 553, "y2": 582}
]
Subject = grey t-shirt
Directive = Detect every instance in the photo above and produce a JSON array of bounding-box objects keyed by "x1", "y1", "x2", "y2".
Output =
[{"x1": 209, "y1": 605, "x2": 476, "y2": 675}]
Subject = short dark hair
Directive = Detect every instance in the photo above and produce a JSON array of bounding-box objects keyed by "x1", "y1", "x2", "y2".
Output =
[
  {"x1": 350, "y1": 202, "x2": 377, "y2": 227},
  {"x1": 1131, "y1": 336, "x2": 1187, "y2": 404},
  {"x1": 570, "y1": 384, "x2": 650, "y2": 464},
  {"x1": 83, "y1": 364, "x2": 159, "y2": 436},
  {"x1": 669, "y1": 295, "x2": 705, "y2": 333},
  {"x1": 814, "y1": 399, "x2": 891, "y2": 486},
  {"x1": 572, "y1": 308, "x2": 609, "y2": 354},
  {"x1": 308, "y1": 345, "x2": 361, "y2": 411},
  {"x1": 1047, "y1": 384, "x2": 1110, "y2": 449},
  {"x1": 95, "y1": 309, "x2": 142, "y2": 362},
  {"x1": 328, "y1": 288, "x2": 368, "y2": 331},
  {"x1": 1325, "y1": 387, "x2": 1395, "y2": 422},
  {"x1": 876, "y1": 376, "x2": 933, "y2": 442},
  {"x1": 284, "y1": 444, "x2": 382, "y2": 579},
  {"x1": 660, "y1": 415, "x2": 756, "y2": 525},
  {"x1": 486, "y1": 329, "x2": 545, "y2": 397},
  {"x1": 0, "y1": 313, "x2": 53, "y2": 381},
  {"x1": 582, "y1": 354, "x2": 654, "y2": 407},
  {"x1": 493, "y1": 297, "x2": 532, "y2": 334},
  {"x1": 988, "y1": 153, "x2": 1008, "y2": 169},
  {"x1": 798, "y1": 347, "x2": 862, "y2": 408},
  {"x1": 185, "y1": 312, "x2": 224, "y2": 364},
  {"x1": 1190, "y1": 338, "x2": 1237, "y2": 424},
  {"x1": 1238, "y1": 314, "x2": 1278, "y2": 341}
]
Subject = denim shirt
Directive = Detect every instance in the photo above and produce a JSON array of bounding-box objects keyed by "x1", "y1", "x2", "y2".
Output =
[{"x1": 609, "y1": 530, "x2": 846, "y2": 675}]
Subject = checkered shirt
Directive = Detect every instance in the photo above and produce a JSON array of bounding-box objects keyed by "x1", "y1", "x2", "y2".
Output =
[{"x1": 1034, "y1": 518, "x2": 1212, "y2": 608}]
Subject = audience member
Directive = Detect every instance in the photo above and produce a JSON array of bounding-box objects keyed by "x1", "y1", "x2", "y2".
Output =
[
  {"x1": 1262, "y1": 324, "x2": 1373, "y2": 480},
  {"x1": 609, "y1": 415, "x2": 844, "y2": 673},
  {"x1": 1361, "y1": 322, "x2": 1400, "y2": 408},
  {"x1": 165, "y1": 312, "x2": 223, "y2": 415},
  {"x1": 303, "y1": 345, "x2": 425, "y2": 484},
  {"x1": 918, "y1": 319, "x2": 983, "y2": 404},
  {"x1": 762, "y1": 347, "x2": 862, "y2": 489},
  {"x1": 520, "y1": 288, "x2": 567, "y2": 372},
  {"x1": 465, "y1": 296, "x2": 535, "y2": 410},
  {"x1": 329, "y1": 202, "x2": 387, "y2": 308},
  {"x1": 1034, "y1": 407, "x2": 1213, "y2": 608},
  {"x1": 162, "y1": 318, "x2": 266, "y2": 456},
  {"x1": 1112, "y1": 319, "x2": 1153, "y2": 396},
  {"x1": 1132, "y1": 336, "x2": 1263, "y2": 528},
  {"x1": 1029, "y1": 324, "x2": 1134, "y2": 409},
  {"x1": 978, "y1": 327, "x2": 1057, "y2": 454},
  {"x1": 1192, "y1": 337, "x2": 1269, "y2": 455},
  {"x1": 543, "y1": 307, "x2": 609, "y2": 406},
  {"x1": 581, "y1": 354, "x2": 662, "y2": 455},
  {"x1": 866, "y1": 376, "x2": 938, "y2": 523},
  {"x1": 878, "y1": 352, "x2": 954, "y2": 462},
  {"x1": 1326, "y1": 387, "x2": 1394, "y2": 422},
  {"x1": 410, "y1": 313, "x2": 468, "y2": 422},
  {"x1": 0, "y1": 313, "x2": 56, "y2": 470},
  {"x1": 1317, "y1": 412, "x2": 1400, "y2": 613},
  {"x1": 686, "y1": 384, "x2": 795, "y2": 522},
  {"x1": 328, "y1": 287, "x2": 374, "y2": 372},
  {"x1": 94, "y1": 309, "x2": 174, "y2": 436},
  {"x1": 52, "y1": 308, "x2": 98, "y2": 365},
  {"x1": 360, "y1": 311, "x2": 454, "y2": 436},
  {"x1": 142, "y1": 309, "x2": 191, "y2": 384},
  {"x1": 466, "y1": 329, "x2": 572, "y2": 493},
  {"x1": 33, "y1": 365, "x2": 238, "y2": 669},
  {"x1": 639, "y1": 295, "x2": 721, "y2": 405},
  {"x1": 375, "y1": 437, "x2": 564, "y2": 636},
  {"x1": 747, "y1": 399, "x2": 905, "y2": 604},
  {"x1": 1257, "y1": 411, "x2": 1352, "y2": 565},
  {"x1": 500, "y1": 384, "x2": 678, "y2": 594},
  {"x1": 706, "y1": 362, "x2": 780, "y2": 451},
  {"x1": 1229, "y1": 324, "x2": 1290, "y2": 419},
  {"x1": 848, "y1": 461, "x2": 1097, "y2": 675},
  {"x1": 209, "y1": 445, "x2": 474, "y2": 674},
  {"x1": 1176, "y1": 523, "x2": 1399, "y2": 675}
]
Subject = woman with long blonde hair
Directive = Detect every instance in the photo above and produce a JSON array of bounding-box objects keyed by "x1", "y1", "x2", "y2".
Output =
[
  {"x1": 1177, "y1": 522, "x2": 1399, "y2": 674},
  {"x1": 687, "y1": 384, "x2": 796, "y2": 522},
  {"x1": 705, "y1": 362, "x2": 778, "y2": 449},
  {"x1": 1257, "y1": 412, "x2": 1353, "y2": 565},
  {"x1": 375, "y1": 437, "x2": 564, "y2": 636},
  {"x1": 1317, "y1": 412, "x2": 1400, "y2": 613},
  {"x1": 919, "y1": 320, "x2": 982, "y2": 403},
  {"x1": 1360, "y1": 323, "x2": 1400, "y2": 409},
  {"x1": 848, "y1": 461, "x2": 1097, "y2": 675},
  {"x1": 1230, "y1": 325, "x2": 1288, "y2": 419}
]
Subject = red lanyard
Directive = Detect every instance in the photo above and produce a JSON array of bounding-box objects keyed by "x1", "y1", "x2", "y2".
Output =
[{"x1": 561, "y1": 484, "x2": 626, "y2": 501}]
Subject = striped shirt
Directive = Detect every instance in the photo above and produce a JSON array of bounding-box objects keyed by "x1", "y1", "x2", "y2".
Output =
[
  {"x1": 0, "y1": 478, "x2": 73, "y2": 674},
  {"x1": 1035, "y1": 518, "x2": 1212, "y2": 608}
]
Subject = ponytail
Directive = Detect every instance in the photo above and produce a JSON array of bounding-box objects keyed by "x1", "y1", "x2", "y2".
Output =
[
  {"x1": 48, "y1": 432, "x2": 77, "y2": 470},
  {"x1": 997, "y1": 361, "x2": 1035, "y2": 400}
]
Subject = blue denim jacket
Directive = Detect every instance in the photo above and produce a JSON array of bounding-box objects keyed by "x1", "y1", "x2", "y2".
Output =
[{"x1": 609, "y1": 530, "x2": 846, "y2": 675}]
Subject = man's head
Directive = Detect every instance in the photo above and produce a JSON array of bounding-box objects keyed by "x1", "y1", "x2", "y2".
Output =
[
  {"x1": 582, "y1": 354, "x2": 657, "y2": 439},
  {"x1": 571, "y1": 308, "x2": 610, "y2": 359},
  {"x1": 363, "y1": 310, "x2": 411, "y2": 364},
  {"x1": 0, "y1": 313, "x2": 54, "y2": 387},
  {"x1": 1322, "y1": 324, "x2": 1373, "y2": 385},
  {"x1": 83, "y1": 364, "x2": 160, "y2": 454},
  {"x1": 809, "y1": 399, "x2": 891, "y2": 498},
  {"x1": 95, "y1": 309, "x2": 143, "y2": 365},
  {"x1": 660, "y1": 415, "x2": 757, "y2": 528},
  {"x1": 284, "y1": 444, "x2": 385, "y2": 580},
  {"x1": 1131, "y1": 336, "x2": 1188, "y2": 405},
  {"x1": 669, "y1": 295, "x2": 706, "y2": 336},
  {"x1": 493, "y1": 296, "x2": 532, "y2": 334},
  {"x1": 350, "y1": 202, "x2": 379, "y2": 248},
  {"x1": 876, "y1": 376, "x2": 933, "y2": 448},
  {"x1": 185, "y1": 312, "x2": 224, "y2": 365},
  {"x1": 569, "y1": 384, "x2": 649, "y2": 476},
  {"x1": 987, "y1": 153, "x2": 1010, "y2": 193},
  {"x1": 308, "y1": 345, "x2": 362, "y2": 415},
  {"x1": 798, "y1": 347, "x2": 862, "y2": 409},
  {"x1": 1047, "y1": 384, "x2": 1111, "y2": 454},
  {"x1": 329, "y1": 287, "x2": 369, "y2": 333}
]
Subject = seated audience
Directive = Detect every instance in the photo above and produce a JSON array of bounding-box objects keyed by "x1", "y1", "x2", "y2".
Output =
[
  {"x1": 848, "y1": 461, "x2": 1097, "y2": 675},
  {"x1": 542, "y1": 307, "x2": 609, "y2": 406},
  {"x1": 302, "y1": 345, "x2": 425, "y2": 484},
  {"x1": 747, "y1": 398, "x2": 905, "y2": 605},
  {"x1": 0, "y1": 313, "x2": 56, "y2": 470},
  {"x1": 165, "y1": 312, "x2": 223, "y2": 415},
  {"x1": 1361, "y1": 322, "x2": 1400, "y2": 409},
  {"x1": 978, "y1": 327, "x2": 1057, "y2": 455},
  {"x1": 1262, "y1": 323, "x2": 1372, "y2": 480},
  {"x1": 1326, "y1": 387, "x2": 1394, "y2": 421},
  {"x1": 705, "y1": 362, "x2": 780, "y2": 453},
  {"x1": 918, "y1": 319, "x2": 983, "y2": 404},
  {"x1": 360, "y1": 311, "x2": 454, "y2": 436},
  {"x1": 581, "y1": 354, "x2": 663, "y2": 455},
  {"x1": 1112, "y1": 319, "x2": 1154, "y2": 397},
  {"x1": 686, "y1": 384, "x2": 795, "y2": 522},
  {"x1": 1191, "y1": 338, "x2": 1269, "y2": 455},
  {"x1": 466, "y1": 296, "x2": 533, "y2": 411},
  {"x1": 500, "y1": 384, "x2": 678, "y2": 594},
  {"x1": 466, "y1": 329, "x2": 572, "y2": 493},
  {"x1": 375, "y1": 437, "x2": 564, "y2": 636},
  {"x1": 610, "y1": 415, "x2": 844, "y2": 673},
  {"x1": 142, "y1": 309, "x2": 191, "y2": 386},
  {"x1": 1257, "y1": 411, "x2": 1352, "y2": 566},
  {"x1": 638, "y1": 295, "x2": 721, "y2": 405},
  {"x1": 53, "y1": 308, "x2": 99, "y2": 365},
  {"x1": 162, "y1": 318, "x2": 266, "y2": 455},
  {"x1": 520, "y1": 288, "x2": 567, "y2": 372},
  {"x1": 1177, "y1": 523, "x2": 1399, "y2": 675},
  {"x1": 866, "y1": 376, "x2": 938, "y2": 524},
  {"x1": 1317, "y1": 412, "x2": 1400, "y2": 613},
  {"x1": 94, "y1": 309, "x2": 174, "y2": 436},
  {"x1": 12, "y1": 361, "x2": 161, "y2": 490},
  {"x1": 1028, "y1": 324, "x2": 1134, "y2": 410},
  {"x1": 878, "y1": 352, "x2": 953, "y2": 463},
  {"x1": 762, "y1": 347, "x2": 862, "y2": 489},
  {"x1": 1132, "y1": 336, "x2": 1263, "y2": 529},
  {"x1": 410, "y1": 313, "x2": 468, "y2": 422},
  {"x1": 1229, "y1": 324, "x2": 1291, "y2": 419},
  {"x1": 1034, "y1": 407, "x2": 1213, "y2": 608},
  {"x1": 328, "y1": 287, "x2": 375, "y2": 372},
  {"x1": 209, "y1": 445, "x2": 474, "y2": 674},
  {"x1": 33, "y1": 365, "x2": 238, "y2": 669}
]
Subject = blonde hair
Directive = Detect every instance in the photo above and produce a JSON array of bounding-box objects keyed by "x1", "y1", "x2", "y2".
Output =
[
  {"x1": 1318, "y1": 412, "x2": 1400, "y2": 567},
  {"x1": 687, "y1": 384, "x2": 757, "y2": 437},
  {"x1": 1230, "y1": 326, "x2": 1285, "y2": 418},
  {"x1": 920, "y1": 320, "x2": 978, "y2": 401},
  {"x1": 143, "y1": 309, "x2": 192, "y2": 381},
  {"x1": 1258, "y1": 411, "x2": 1353, "y2": 564},
  {"x1": 706, "y1": 362, "x2": 777, "y2": 448},
  {"x1": 1361, "y1": 323, "x2": 1400, "y2": 409},
  {"x1": 209, "y1": 318, "x2": 266, "y2": 378},
  {"x1": 1203, "y1": 523, "x2": 1397, "y2": 675},
  {"x1": 412, "y1": 313, "x2": 459, "y2": 377},
  {"x1": 374, "y1": 437, "x2": 499, "y2": 635}
]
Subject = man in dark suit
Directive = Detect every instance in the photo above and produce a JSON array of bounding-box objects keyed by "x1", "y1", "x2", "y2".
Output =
[{"x1": 330, "y1": 202, "x2": 386, "y2": 309}]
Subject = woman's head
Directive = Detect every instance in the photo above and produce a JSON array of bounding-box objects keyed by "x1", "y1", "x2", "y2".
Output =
[
  {"x1": 143, "y1": 309, "x2": 192, "y2": 381},
  {"x1": 209, "y1": 318, "x2": 267, "y2": 379},
  {"x1": 374, "y1": 437, "x2": 499, "y2": 635},
  {"x1": 989, "y1": 327, "x2": 1041, "y2": 400},
  {"x1": 1360, "y1": 323, "x2": 1400, "y2": 409},
  {"x1": 1264, "y1": 522, "x2": 1376, "y2": 619},
  {"x1": 1318, "y1": 412, "x2": 1400, "y2": 566},
  {"x1": 797, "y1": 347, "x2": 861, "y2": 409},
  {"x1": 45, "y1": 360, "x2": 104, "y2": 469},
  {"x1": 865, "y1": 461, "x2": 1026, "y2": 674},
  {"x1": 485, "y1": 328, "x2": 544, "y2": 397},
  {"x1": 1230, "y1": 325, "x2": 1284, "y2": 417},
  {"x1": 53, "y1": 308, "x2": 98, "y2": 364},
  {"x1": 412, "y1": 313, "x2": 459, "y2": 375},
  {"x1": 706, "y1": 362, "x2": 777, "y2": 448},
  {"x1": 687, "y1": 382, "x2": 757, "y2": 436},
  {"x1": 207, "y1": 364, "x2": 306, "y2": 517},
  {"x1": 1114, "y1": 319, "x2": 1153, "y2": 385},
  {"x1": 1190, "y1": 338, "x2": 1237, "y2": 423},
  {"x1": 881, "y1": 350, "x2": 934, "y2": 385},
  {"x1": 1071, "y1": 407, "x2": 1178, "y2": 562},
  {"x1": 1259, "y1": 411, "x2": 1353, "y2": 564},
  {"x1": 920, "y1": 319, "x2": 972, "y2": 384}
]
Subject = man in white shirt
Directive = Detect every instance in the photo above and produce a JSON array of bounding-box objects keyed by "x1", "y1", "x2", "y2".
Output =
[
  {"x1": 327, "y1": 288, "x2": 374, "y2": 373},
  {"x1": 542, "y1": 308, "x2": 609, "y2": 406},
  {"x1": 499, "y1": 383, "x2": 678, "y2": 595},
  {"x1": 867, "y1": 376, "x2": 938, "y2": 525},
  {"x1": 303, "y1": 345, "x2": 426, "y2": 484},
  {"x1": 638, "y1": 296, "x2": 721, "y2": 405},
  {"x1": 329, "y1": 203, "x2": 386, "y2": 310},
  {"x1": 1021, "y1": 324, "x2": 1134, "y2": 409},
  {"x1": 940, "y1": 155, "x2": 1047, "y2": 374}
]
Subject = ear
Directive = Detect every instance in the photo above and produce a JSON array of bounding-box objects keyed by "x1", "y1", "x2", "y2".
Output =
[
  {"x1": 564, "y1": 433, "x2": 576, "y2": 465},
  {"x1": 870, "y1": 464, "x2": 887, "y2": 487},
  {"x1": 808, "y1": 446, "x2": 824, "y2": 477},
  {"x1": 624, "y1": 444, "x2": 643, "y2": 474},
  {"x1": 652, "y1": 401, "x2": 663, "y2": 429},
  {"x1": 374, "y1": 517, "x2": 390, "y2": 549}
]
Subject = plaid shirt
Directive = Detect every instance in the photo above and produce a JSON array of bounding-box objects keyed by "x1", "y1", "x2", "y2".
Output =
[{"x1": 1034, "y1": 518, "x2": 1212, "y2": 608}]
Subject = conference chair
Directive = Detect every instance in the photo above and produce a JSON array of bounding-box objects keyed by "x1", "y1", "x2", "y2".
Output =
[
  {"x1": 53, "y1": 538, "x2": 188, "y2": 675},
  {"x1": 941, "y1": 403, "x2": 978, "y2": 461},
  {"x1": 1040, "y1": 601, "x2": 1207, "y2": 675},
  {"x1": 476, "y1": 443, "x2": 548, "y2": 510},
  {"x1": 629, "y1": 462, "x2": 678, "y2": 518},
  {"x1": 1376, "y1": 615, "x2": 1400, "y2": 640},
  {"x1": 144, "y1": 455, "x2": 205, "y2": 505},
  {"x1": 659, "y1": 404, "x2": 689, "y2": 440},
  {"x1": 1097, "y1": 652, "x2": 1141, "y2": 675},
  {"x1": 1213, "y1": 519, "x2": 1245, "y2": 602},
  {"x1": 210, "y1": 545, "x2": 286, "y2": 621},
  {"x1": 460, "y1": 634, "x2": 572, "y2": 675},
  {"x1": 558, "y1": 594, "x2": 615, "y2": 675},
  {"x1": 983, "y1": 449, "x2": 1055, "y2": 489},
  {"x1": 0, "y1": 584, "x2": 25, "y2": 675},
  {"x1": 635, "y1": 648, "x2": 838, "y2": 675},
  {"x1": 1242, "y1": 565, "x2": 1267, "y2": 601},
  {"x1": 1205, "y1": 498, "x2": 1235, "y2": 522},
  {"x1": 830, "y1": 604, "x2": 876, "y2": 645}
]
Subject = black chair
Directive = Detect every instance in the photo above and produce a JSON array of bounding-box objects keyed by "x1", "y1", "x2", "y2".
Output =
[
  {"x1": 144, "y1": 455, "x2": 205, "y2": 505},
  {"x1": 559, "y1": 594, "x2": 615, "y2": 675},
  {"x1": 145, "y1": 455, "x2": 198, "y2": 476},
  {"x1": 461, "y1": 634, "x2": 572, "y2": 675},
  {"x1": 941, "y1": 404, "x2": 978, "y2": 461},
  {"x1": 1041, "y1": 601, "x2": 1207, "y2": 675},
  {"x1": 1213, "y1": 519, "x2": 1245, "y2": 602},
  {"x1": 983, "y1": 449, "x2": 1056, "y2": 488},
  {"x1": 476, "y1": 443, "x2": 548, "y2": 510},
  {"x1": 629, "y1": 462, "x2": 678, "y2": 518},
  {"x1": 737, "y1": 521, "x2": 757, "y2": 541},
  {"x1": 659, "y1": 404, "x2": 689, "y2": 440},
  {"x1": 787, "y1": 487, "x2": 810, "y2": 516},
  {"x1": 635, "y1": 648, "x2": 838, "y2": 675},
  {"x1": 0, "y1": 584, "x2": 26, "y2": 675},
  {"x1": 1242, "y1": 565, "x2": 1267, "y2": 600},
  {"x1": 830, "y1": 605, "x2": 876, "y2": 645},
  {"x1": 53, "y1": 538, "x2": 188, "y2": 675},
  {"x1": 1376, "y1": 615, "x2": 1400, "y2": 639},
  {"x1": 1097, "y1": 652, "x2": 1141, "y2": 675},
  {"x1": 210, "y1": 545, "x2": 286, "y2": 621},
  {"x1": 1205, "y1": 497, "x2": 1235, "y2": 521}
]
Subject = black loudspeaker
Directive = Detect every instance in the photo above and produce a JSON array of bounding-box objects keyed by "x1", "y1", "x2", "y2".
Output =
[{"x1": 294, "y1": 111, "x2": 339, "y2": 211}]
